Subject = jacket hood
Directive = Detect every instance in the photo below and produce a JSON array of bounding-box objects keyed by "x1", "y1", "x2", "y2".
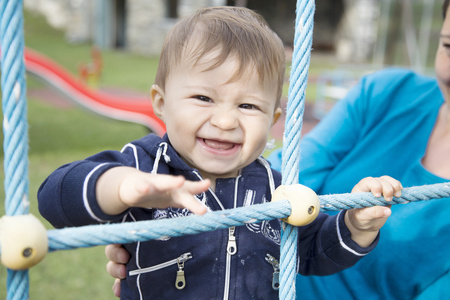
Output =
[
  {"x1": 132, "y1": 133, "x2": 195, "y2": 173},
  {"x1": 131, "y1": 133, "x2": 276, "y2": 183}
]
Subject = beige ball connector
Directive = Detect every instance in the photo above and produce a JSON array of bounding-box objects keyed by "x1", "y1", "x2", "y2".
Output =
[
  {"x1": 272, "y1": 184, "x2": 320, "y2": 226},
  {"x1": 0, "y1": 214, "x2": 48, "y2": 270}
]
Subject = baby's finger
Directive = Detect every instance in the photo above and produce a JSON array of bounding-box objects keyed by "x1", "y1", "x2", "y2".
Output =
[
  {"x1": 187, "y1": 179, "x2": 211, "y2": 195},
  {"x1": 145, "y1": 175, "x2": 185, "y2": 194},
  {"x1": 352, "y1": 177, "x2": 383, "y2": 197},
  {"x1": 380, "y1": 176, "x2": 403, "y2": 198},
  {"x1": 376, "y1": 178, "x2": 396, "y2": 202},
  {"x1": 361, "y1": 205, "x2": 391, "y2": 220},
  {"x1": 186, "y1": 198, "x2": 208, "y2": 215},
  {"x1": 352, "y1": 206, "x2": 391, "y2": 231},
  {"x1": 130, "y1": 175, "x2": 185, "y2": 200},
  {"x1": 171, "y1": 192, "x2": 208, "y2": 215},
  {"x1": 170, "y1": 180, "x2": 210, "y2": 215}
]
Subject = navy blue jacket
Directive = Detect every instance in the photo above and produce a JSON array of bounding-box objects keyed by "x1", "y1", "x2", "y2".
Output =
[{"x1": 38, "y1": 134, "x2": 378, "y2": 299}]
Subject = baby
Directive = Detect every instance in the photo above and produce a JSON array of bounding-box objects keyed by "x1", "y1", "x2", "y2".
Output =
[{"x1": 38, "y1": 6, "x2": 401, "y2": 299}]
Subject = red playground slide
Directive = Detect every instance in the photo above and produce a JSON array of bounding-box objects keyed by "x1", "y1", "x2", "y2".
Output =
[{"x1": 23, "y1": 48, "x2": 166, "y2": 135}]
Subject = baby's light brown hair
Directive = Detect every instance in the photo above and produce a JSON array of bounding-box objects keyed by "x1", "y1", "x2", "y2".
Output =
[{"x1": 154, "y1": 6, "x2": 286, "y2": 108}]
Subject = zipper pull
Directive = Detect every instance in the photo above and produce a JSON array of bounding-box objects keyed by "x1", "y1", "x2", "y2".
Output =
[
  {"x1": 175, "y1": 253, "x2": 192, "y2": 290},
  {"x1": 265, "y1": 254, "x2": 280, "y2": 290},
  {"x1": 227, "y1": 226, "x2": 237, "y2": 255},
  {"x1": 175, "y1": 270, "x2": 185, "y2": 290}
]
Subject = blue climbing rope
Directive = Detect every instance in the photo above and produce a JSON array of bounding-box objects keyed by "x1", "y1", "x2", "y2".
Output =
[
  {"x1": 280, "y1": 0, "x2": 315, "y2": 299},
  {"x1": 47, "y1": 200, "x2": 293, "y2": 251},
  {"x1": 0, "y1": 0, "x2": 30, "y2": 299},
  {"x1": 320, "y1": 182, "x2": 450, "y2": 211},
  {"x1": 42, "y1": 182, "x2": 450, "y2": 251}
]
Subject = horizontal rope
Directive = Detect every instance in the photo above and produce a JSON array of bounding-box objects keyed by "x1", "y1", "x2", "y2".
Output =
[
  {"x1": 320, "y1": 182, "x2": 450, "y2": 211},
  {"x1": 47, "y1": 200, "x2": 292, "y2": 251},
  {"x1": 46, "y1": 183, "x2": 450, "y2": 252}
]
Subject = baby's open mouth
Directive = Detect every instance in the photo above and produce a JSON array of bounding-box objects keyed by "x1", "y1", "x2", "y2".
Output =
[{"x1": 203, "y1": 138, "x2": 236, "y2": 150}]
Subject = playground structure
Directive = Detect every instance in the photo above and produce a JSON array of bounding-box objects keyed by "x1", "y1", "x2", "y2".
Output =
[
  {"x1": 1, "y1": 1, "x2": 450, "y2": 300},
  {"x1": 23, "y1": 47, "x2": 166, "y2": 136}
]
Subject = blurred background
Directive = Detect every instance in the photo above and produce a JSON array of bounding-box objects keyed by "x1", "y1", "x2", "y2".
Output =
[{"x1": 0, "y1": 0, "x2": 444, "y2": 299}]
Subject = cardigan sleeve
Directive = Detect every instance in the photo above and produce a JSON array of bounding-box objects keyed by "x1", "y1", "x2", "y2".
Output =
[{"x1": 297, "y1": 77, "x2": 369, "y2": 192}]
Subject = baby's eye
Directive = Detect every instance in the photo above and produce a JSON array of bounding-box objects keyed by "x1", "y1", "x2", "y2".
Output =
[
  {"x1": 239, "y1": 103, "x2": 259, "y2": 110},
  {"x1": 193, "y1": 95, "x2": 212, "y2": 102}
]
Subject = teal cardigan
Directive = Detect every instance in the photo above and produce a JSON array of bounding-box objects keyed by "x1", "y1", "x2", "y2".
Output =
[{"x1": 268, "y1": 68, "x2": 450, "y2": 299}]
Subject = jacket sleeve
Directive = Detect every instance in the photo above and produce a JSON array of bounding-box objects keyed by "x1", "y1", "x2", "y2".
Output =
[
  {"x1": 38, "y1": 146, "x2": 148, "y2": 228},
  {"x1": 269, "y1": 168, "x2": 379, "y2": 276},
  {"x1": 297, "y1": 211, "x2": 378, "y2": 276}
]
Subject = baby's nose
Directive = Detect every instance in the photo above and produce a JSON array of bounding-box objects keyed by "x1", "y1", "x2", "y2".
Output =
[{"x1": 210, "y1": 108, "x2": 238, "y2": 130}]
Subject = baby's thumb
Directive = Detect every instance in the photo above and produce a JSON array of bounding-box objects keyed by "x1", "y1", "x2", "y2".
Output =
[{"x1": 375, "y1": 206, "x2": 391, "y2": 219}]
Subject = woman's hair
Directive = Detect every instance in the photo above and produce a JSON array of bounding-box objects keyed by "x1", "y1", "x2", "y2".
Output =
[
  {"x1": 154, "y1": 6, "x2": 286, "y2": 106},
  {"x1": 444, "y1": 0, "x2": 450, "y2": 19}
]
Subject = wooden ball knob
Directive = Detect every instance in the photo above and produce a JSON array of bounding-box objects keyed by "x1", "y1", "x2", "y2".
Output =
[
  {"x1": 0, "y1": 214, "x2": 48, "y2": 270},
  {"x1": 272, "y1": 184, "x2": 320, "y2": 226}
]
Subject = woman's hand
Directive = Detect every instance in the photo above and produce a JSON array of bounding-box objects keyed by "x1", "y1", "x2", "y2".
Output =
[{"x1": 105, "y1": 244, "x2": 130, "y2": 298}]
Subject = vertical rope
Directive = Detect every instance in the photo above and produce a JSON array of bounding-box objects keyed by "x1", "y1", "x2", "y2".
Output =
[
  {"x1": 0, "y1": 0, "x2": 30, "y2": 299},
  {"x1": 280, "y1": 0, "x2": 315, "y2": 299}
]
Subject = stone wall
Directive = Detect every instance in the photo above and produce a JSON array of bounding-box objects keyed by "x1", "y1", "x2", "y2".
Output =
[
  {"x1": 335, "y1": 0, "x2": 379, "y2": 63},
  {"x1": 24, "y1": 0, "x2": 71, "y2": 30},
  {"x1": 126, "y1": 1, "x2": 169, "y2": 55},
  {"x1": 24, "y1": 0, "x2": 227, "y2": 56},
  {"x1": 24, "y1": 0, "x2": 381, "y2": 62}
]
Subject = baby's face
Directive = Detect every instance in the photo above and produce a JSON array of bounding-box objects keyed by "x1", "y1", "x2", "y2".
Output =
[{"x1": 152, "y1": 54, "x2": 281, "y2": 181}]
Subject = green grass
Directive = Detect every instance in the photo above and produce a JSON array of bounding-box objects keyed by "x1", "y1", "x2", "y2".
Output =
[
  {"x1": 0, "y1": 10, "x2": 153, "y2": 300},
  {"x1": 0, "y1": 98, "x2": 149, "y2": 300}
]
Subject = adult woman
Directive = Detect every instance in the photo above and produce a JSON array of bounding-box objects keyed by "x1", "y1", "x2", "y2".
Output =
[{"x1": 287, "y1": 1, "x2": 450, "y2": 298}]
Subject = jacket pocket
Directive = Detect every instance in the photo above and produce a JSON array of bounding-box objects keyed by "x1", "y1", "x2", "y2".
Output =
[{"x1": 129, "y1": 252, "x2": 193, "y2": 290}]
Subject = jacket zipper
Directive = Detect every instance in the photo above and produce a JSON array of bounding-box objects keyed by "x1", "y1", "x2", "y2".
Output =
[
  {"x1": 265, "y1": 253, "x2": 280, "y2": 290},
  {"x1": 227, "y1": 226, "x2": 237, "y2": 255},
  {"x1": 223, "y1": 175, "x2": 241, "y2": 300},
  {"x1": 223, "y1": 226, "x2": 237, "y2": 299},
  {"x1": 129, "y1": 252, "x2": 192, "y2": 290}
]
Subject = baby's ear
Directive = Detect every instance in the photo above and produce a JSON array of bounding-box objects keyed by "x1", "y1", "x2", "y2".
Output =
[
  {"x1": 271, "y1": 107, "x2": 282, "y2": 127},
  {"x1": 151, "y1": 84, "x2": 165, "y2": 122}
]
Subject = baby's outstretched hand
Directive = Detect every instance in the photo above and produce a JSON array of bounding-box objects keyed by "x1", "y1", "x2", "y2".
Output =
[
  {"x1": 345, "y1": 176, "x2": 402, "y2": 247},
  {"x1": 97, "y1": 167, "x2": 210, "y2": 215},
  {"x1": 120, "y1": 172, "x2": 210, "y2": 215}
]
